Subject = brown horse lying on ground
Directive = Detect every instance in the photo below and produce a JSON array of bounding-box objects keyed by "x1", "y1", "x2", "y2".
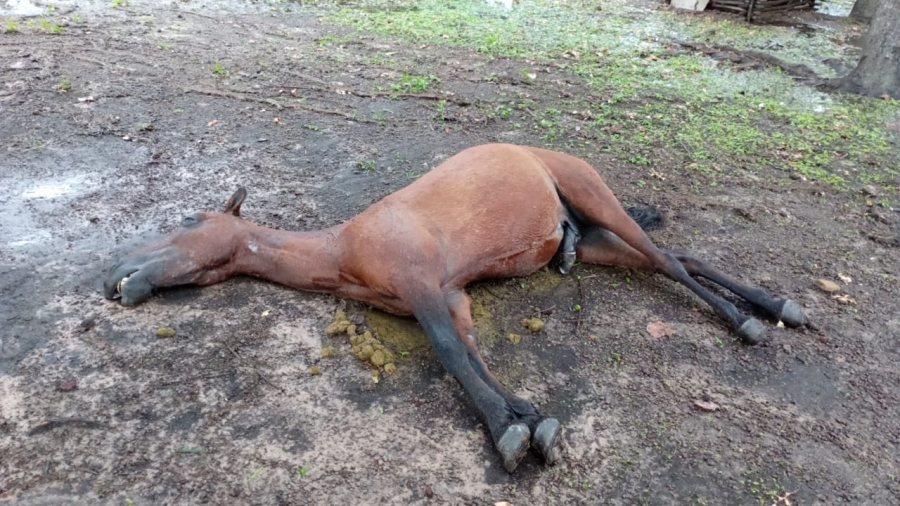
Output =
[{"x1": 104, "y1": 143, "x2": 806, "y2": 472}]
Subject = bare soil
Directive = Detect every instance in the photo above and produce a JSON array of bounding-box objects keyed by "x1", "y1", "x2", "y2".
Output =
[{"x1": 2, "y1": 1, "x2": 899, "y2": 505}]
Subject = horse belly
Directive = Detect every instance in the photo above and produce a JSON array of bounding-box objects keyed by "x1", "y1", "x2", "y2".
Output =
[{"x1": 456, "y1": 221, "x2": 564, "y2": 286}]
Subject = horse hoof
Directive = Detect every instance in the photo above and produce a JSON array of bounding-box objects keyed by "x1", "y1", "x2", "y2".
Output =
[
  {"x1": 497, "y1": 424, "x2": 531, "y2": 473},
  {"x1": 738, "y1": 318, "x2": 766, "y2": 345},
  {"x1": 532, "y1": 417, "x2": 563, "y2": 466},
  {"x1": 778, "y1": 299, "x2": 806, "y2": 328}
]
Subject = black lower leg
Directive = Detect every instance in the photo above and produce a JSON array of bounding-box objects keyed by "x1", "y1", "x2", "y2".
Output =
[
  {"x1": 672, "y1": 252, "x2": 806, "y2": 327},
  {"x1": 465, "y1": 352, "x2": 542, "y2": 427},
  {"x1": 415, "y1": 303, "x2": 531, "y2": 471},
  {"x1": 655, "y1": 252, "x2": 765, "y2": 344}
]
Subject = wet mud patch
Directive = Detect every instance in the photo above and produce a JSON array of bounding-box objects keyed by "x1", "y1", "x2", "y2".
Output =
[{"x1": 727, "y1": 361, "x2": 842, "y2": 417}]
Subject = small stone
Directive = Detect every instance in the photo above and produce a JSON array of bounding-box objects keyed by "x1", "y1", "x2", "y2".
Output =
[
  {"x1": 520, "y1": 317, "x2": 545, "y2": 332},
  {"x1": 77, "y1": 317, "x2": 95, "y2": 333},
  {"x1": 861, "y1": 184, "x2": 880, "y2": 197},
  {"x1": 506, "y1": 333, "x2": 522, "y2": 344},
  {"x1": 156, "y1": 327, "x2": 176, "y2": 338},
  {"x1": 814, "y1": 279, "x2": 840, "y2": 293}
]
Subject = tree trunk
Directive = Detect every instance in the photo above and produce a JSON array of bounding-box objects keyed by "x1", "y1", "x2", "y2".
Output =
[
  {"x1": 837, "y1": 0, "x2": 900, "y2": 98},
  {"x1": 849, "y1": 0, "x2": 878, "y2": 21}
]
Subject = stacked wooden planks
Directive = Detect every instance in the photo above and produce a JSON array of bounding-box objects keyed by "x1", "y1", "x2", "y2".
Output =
[{"x1": 708, "y1": 0, "x2": 814, "y2": 21}]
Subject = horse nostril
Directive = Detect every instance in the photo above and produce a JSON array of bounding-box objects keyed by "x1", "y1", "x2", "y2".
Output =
[{"x1": 182, "y1": 216, "x2": 198, "y2": 226}]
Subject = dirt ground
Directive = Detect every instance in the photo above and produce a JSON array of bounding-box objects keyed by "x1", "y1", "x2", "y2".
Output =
[{"x1": 1, "y1": 0, "x2": 899, "y2": 505}]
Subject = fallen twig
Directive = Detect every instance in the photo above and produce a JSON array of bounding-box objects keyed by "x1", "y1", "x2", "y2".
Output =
[
  {"x1": 28, "y1": 418, "x2": 107, "y2": 436},
  {"x1": 223, "y1": 342, "x2": 285, "y2": 393},
  {"x1": 184, "y1": 86, "x2": 379, "y2": 124},
  {"x1": 341, "y1": 88, "x2": 473, "y2": 106}
]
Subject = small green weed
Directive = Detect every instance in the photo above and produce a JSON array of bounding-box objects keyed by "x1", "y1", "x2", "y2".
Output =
[
  {"x1": 58, "y1": 76, "x2": 71, "y2": 92},
  {"x1": 110, "y1": 0, "x2": 127, "y2": 7},
  {"x1": 391, "y1": 73, "x2": 440, "y2": 93},
  {"x1": 39, "y1": 19, "x2": 63, "y2": 33},
  {"x1": 213, "y1": 61, "x2": 229, "y2": 77},
  {"x1": 246, "y1": 467, "x2": 264, "y2": 482},
  {"x1": 435, "y1": 99, "x2": 447, "y2": 120},
  {"x1": 357, "y1": 160, "x2": 376, "y2": 173},
  {"x1": 4, "y1": 19, "x2": 18, "y2": 33}
]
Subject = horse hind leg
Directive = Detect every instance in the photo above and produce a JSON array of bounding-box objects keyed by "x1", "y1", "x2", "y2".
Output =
[
  {"x1": 576, "y1": 227, "x2": 806, "y2": 332},
  {"x1": 670, "y1": 253, "x2": 806, "y2": 328}
]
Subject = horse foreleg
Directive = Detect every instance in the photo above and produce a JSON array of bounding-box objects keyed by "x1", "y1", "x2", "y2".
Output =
[
  {"x1": 410, "y1": 289, "x2": 531, "y2": 472},
  {"x1": 445, "y1": 290, "x2": 563, "y2": 467}
]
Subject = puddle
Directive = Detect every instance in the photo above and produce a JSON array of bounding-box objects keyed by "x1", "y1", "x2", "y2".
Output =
[
  {"x1": 2, "y1": 0, "x2": 44, "y2": 16},
  {"x1": 814, "y1": 0, "x2": 855, "y2": 17},
  {"x1": 21, "y1": 181, "x2": 77, "y2": 200}
]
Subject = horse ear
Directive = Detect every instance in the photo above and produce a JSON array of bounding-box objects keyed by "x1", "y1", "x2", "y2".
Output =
[{"x1": 224, "y1": 187, "x2": 247, "y2": 217}]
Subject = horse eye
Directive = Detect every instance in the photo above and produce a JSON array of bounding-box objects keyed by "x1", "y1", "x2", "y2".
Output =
[{"x1": 182, "y1": 215, "x2": 198, "y2": 226}]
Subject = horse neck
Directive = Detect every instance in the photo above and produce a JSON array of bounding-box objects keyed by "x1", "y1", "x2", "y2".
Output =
[{"x1": 233, "y1": 222, "x2": 344, "y2": 293}]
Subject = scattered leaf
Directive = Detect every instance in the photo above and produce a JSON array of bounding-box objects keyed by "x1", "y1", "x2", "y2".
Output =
[
  {"x1": 77, "y1": 96, "x2": 95, "y2": 102},
  {"x1": 832, "y1": 294, "x2": 856, "y2": 305},
  {"x1": 260, "y1": 309, "x2": 270, "y2": 317},
  {"x1": 495, "y1": 502, "x2": 515, "y2": 506},
  {"x1": 693, "y1": 399, "x2": 720, "y2": 412},
  {"x1": 881, "y1": 93, "x2": 891, "y2": 101},
  {"x1": 57, "y1": 379, "x2": 77, "y2": 392},
  {"x1": 837, "y1": 273, "x2": 852, "y2": 284},
  {"x1": 372, "y1": 371, "x2": 379, "y2": 383},
  {"x1": 646, "y1": 321, "x2": 677, "y2": 338},
  {"x1": 814, "y1": 279, "x2": 840, "y2": 293},
  {"x1": 207, "y1": 119, "x2": 218, "y2": 127}
]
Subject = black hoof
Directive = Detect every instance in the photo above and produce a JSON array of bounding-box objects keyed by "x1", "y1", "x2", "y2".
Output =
[
  {"x1": 532, "y1": 417, "x2": 563, "y2": 466},
  {"x1": 738, "y1": 318, "x2": 766, "y2": 345},
  {"x1": 497, "y1": 424, "x2": 531, "y2": 473},
  {"x1": 777, "y1": 299, "x2": 806, "y2": 328}
]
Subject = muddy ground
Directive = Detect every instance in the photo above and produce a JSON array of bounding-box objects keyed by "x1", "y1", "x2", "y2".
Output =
[{"x1": 1, "y1": 0, "x2": 899, "y2": 505}]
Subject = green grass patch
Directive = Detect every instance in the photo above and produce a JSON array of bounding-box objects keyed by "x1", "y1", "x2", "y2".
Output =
[{"x1": 323, "y1": 0, "x2": 897, "y2": 192}]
